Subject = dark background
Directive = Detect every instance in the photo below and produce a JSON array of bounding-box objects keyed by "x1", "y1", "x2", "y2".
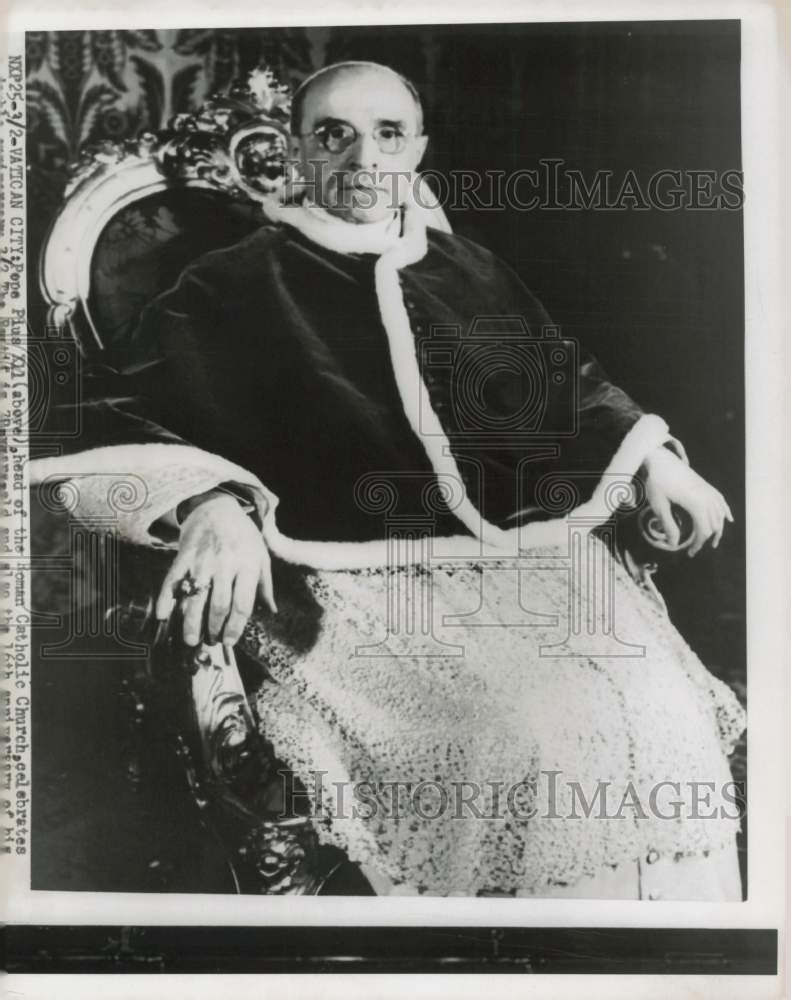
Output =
[{"x1": 27, "y1": 21, "x2": 746, "y2": 893}]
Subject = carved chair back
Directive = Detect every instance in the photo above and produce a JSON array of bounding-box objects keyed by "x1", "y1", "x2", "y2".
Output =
[{"x1": 39, "y1": 68, "x2": 294, "y2": 357}]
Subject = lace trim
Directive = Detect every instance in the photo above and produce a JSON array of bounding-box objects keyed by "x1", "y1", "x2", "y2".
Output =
[{"x1": 244, "y1": 541, "x2": 745, "y2": 895}]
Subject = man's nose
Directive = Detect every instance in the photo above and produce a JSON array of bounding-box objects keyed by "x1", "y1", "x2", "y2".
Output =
[{"x1": 347, "y1": 131, "x2": 380, "y2": 172}]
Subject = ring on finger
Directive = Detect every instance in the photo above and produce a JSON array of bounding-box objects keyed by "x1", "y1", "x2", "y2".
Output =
[{"x1": 175, "y1": 572, "x2": 211, "y2": 599}]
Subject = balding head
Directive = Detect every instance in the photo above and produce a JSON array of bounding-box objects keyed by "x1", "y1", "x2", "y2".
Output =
[{"x1": 291, "y1": 61, "x2": 424, "y2": 137}]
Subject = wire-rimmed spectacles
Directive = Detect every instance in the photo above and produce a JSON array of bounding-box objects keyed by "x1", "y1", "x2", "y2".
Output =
[{"x1": 301, "y1": 119, "x2": 412, "y2": 155}]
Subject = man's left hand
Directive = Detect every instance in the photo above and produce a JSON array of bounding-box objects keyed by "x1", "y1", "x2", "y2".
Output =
[{"x1": 641, "y1": 446, "x2": 733, "y2": 556}]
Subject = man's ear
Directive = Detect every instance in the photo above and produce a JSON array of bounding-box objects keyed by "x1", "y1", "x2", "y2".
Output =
[{"x1": 414, "y1": 134, "x2": 429, "y2": 167}]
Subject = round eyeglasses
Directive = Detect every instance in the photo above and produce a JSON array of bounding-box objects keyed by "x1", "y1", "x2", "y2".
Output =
[{"x1": 303, "y1": 120, "x2": 411, "y2": 156}]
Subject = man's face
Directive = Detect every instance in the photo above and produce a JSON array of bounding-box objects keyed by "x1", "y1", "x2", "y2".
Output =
[{"x1": 293, "y1": 67, "x2": 429, "y2": 224}]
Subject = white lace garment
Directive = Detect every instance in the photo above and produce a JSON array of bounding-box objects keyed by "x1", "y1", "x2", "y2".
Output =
[{"x1": 242, "y1": 537, "x2": 745, "y2": 896}]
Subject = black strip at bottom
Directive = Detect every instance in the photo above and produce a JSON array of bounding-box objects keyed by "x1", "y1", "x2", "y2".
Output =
[{"x1": 0, "y1": 926, "x2": 777, "y2": 974}]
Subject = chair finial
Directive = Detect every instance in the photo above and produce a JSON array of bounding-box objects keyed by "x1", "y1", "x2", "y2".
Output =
[{"x1": 228, "y1": 66, "x2": 292, "y2": 119}]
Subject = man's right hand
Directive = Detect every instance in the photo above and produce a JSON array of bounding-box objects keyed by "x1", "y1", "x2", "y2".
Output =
[{"x1": 155, "y1": 494, "x2": 277, "y2": 647}]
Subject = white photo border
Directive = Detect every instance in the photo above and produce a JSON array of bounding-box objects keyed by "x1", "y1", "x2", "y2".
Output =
[{"x1": 0, "y1": 5, "x2": 785, "y2": 988}]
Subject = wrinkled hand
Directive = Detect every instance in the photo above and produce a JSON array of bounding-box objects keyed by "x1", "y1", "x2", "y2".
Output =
[
  {"x1": 155, "y1": 495, "x2": 277, "y2": 647},
  {"x1": 641, "y1": 446, "x2": 733, "y2": 556}
]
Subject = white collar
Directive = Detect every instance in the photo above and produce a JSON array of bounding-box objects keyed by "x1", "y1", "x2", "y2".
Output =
[
  {"x1": 301, "y1": 199, "x2": 403, "y2": 246},
  {"x1": 261, "y1": 195, "x2": 426, "y2": 263}
]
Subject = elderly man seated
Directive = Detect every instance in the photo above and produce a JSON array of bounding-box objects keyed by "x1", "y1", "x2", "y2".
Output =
[{"x1": 33, "y1": 61, "x2": 745, "y2": 899}]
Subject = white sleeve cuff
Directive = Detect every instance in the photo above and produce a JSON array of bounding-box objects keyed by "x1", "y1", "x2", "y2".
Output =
[{"x1": 29, "y1": 443, "x2": 279, "y2": 550}]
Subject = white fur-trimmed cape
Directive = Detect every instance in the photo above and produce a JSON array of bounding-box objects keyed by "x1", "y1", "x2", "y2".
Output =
[{"x1": 29, "y1": 196, "x2": 678, "y2": 570}]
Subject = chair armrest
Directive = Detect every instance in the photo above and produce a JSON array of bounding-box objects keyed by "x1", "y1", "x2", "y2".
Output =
[
  {"x1": 110, "y1": 546, "x2": 331, "y2": 894},
  {"x1": 606, "y1": 503, "x2": 695, "y2": 605}
]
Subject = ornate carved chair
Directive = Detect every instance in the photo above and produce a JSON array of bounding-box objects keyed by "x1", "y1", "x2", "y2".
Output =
[
  {"x1": 35, "y1": 69, "x2": 353, "y2": 894},
  {"x1": 34, "y1": 66, "x2": 691, "y2": 896}
]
